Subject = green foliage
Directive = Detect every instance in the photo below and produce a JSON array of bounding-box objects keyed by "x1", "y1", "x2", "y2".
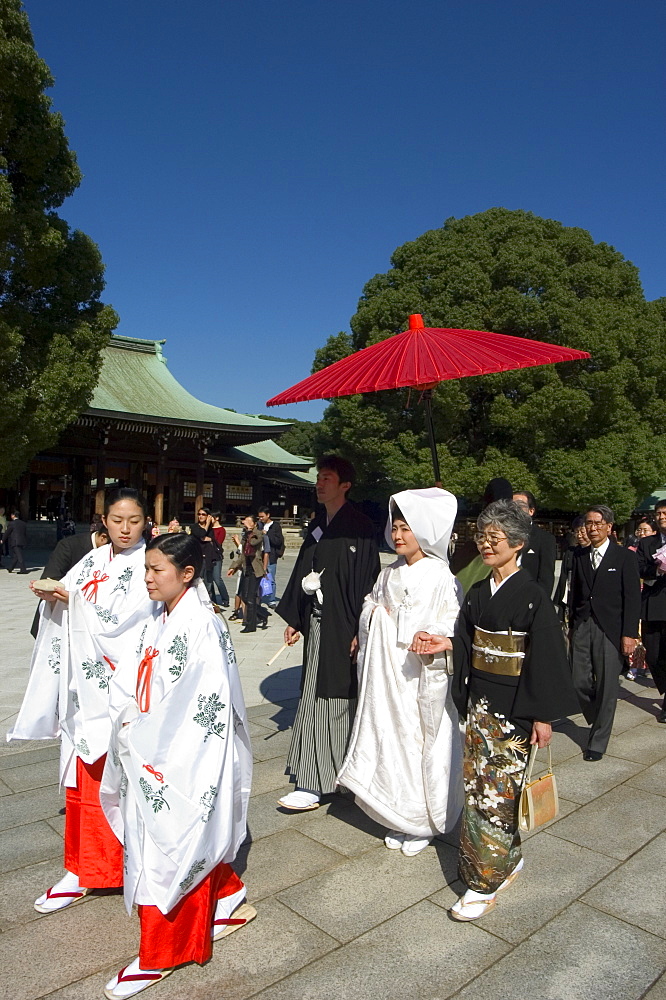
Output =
[
  {"x1": 277, "y1": 419, "x2": 317, "y2": 459},
  {"x1": 258, "y1": 414, "x2": 318, "y2": 459},
  {"x1": 314, "y1": 209, "x2": 666, "y2": 519},
  {"x1": 0, "y1": 0, "x2": 117, "y2": 485}
]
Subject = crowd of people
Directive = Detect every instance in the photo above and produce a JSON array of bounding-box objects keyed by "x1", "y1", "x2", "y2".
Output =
[{"x1": 6, "y1": 458, "x2": 663, "y2": 997}]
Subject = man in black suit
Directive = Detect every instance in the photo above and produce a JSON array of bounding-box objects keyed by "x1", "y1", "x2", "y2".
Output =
[
  {"x1": 29, "y1": 523, "x2": 109, "y2": 638},
  {"x1": 5, "y1": 512, "x2": 28, "y2": 573},
  {"x1": 513, "y1": 490, "x2": 557, "y2": 598},
  {"x1": 636, "y1": 500, "x2": 666, "y2": 722},
  {"x1": 570, "y1": 505, "x2": 641, "y2": 759}
]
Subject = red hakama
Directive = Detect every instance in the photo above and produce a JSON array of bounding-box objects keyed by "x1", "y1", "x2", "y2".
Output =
[
  {"x1": 138, "y1": 862, "x2": 244, "y2": 968},
  {"x1": 64, "y1": 754, "x2": 123, "y2": 887}
]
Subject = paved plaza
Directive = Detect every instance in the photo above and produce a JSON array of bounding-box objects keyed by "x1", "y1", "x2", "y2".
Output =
[{"x1": 1, "y1": 546, "x2": 666, "y2": 999}]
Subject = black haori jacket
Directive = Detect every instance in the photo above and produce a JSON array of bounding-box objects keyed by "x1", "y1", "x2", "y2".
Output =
[
  {"x1": 453, "y1": 570, "x2": 579, "y2": 724},
  {"x1": 277, "y1": 502, "x2": 380, "y2": 700}
]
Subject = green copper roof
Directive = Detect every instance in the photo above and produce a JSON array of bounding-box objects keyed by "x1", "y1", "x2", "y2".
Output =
[
  {"x1": 215, "y1": 440, "x2": 313, "y2": 470},
  {"x1": 88, "y1": 336, "x2": 291, "y2": 436}
]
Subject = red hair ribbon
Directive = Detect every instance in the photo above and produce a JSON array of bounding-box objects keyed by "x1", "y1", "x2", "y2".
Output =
[
  {"x1": 136, "y1": 646, "x2": 159, "y2": 713},
  {"x1": 143, "y1": 763, "x2": 164, "y2": 782},
  {"x1": 103, "y1": 656, "x2": 116, "y2": 672},
  {"x1": 81, "y1": 571, "x2": 109, "y2": 602}
]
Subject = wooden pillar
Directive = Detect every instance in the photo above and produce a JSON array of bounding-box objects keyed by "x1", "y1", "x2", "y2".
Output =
[
  {"x1": 95, "y1": 427, "x2": 109, "y2": 516},
  {"x1": 155, "y1": 434, "x2": 168, "y2": 526},
  {"x1": 71, "y1": 456, "x2": 86, "y2": 523},
  {"x1": 195, "y1": 439, "x2": 207, "y2": 513},
  {"x1": 19, "y1": 473, "x2": 30, "y2": 521}
]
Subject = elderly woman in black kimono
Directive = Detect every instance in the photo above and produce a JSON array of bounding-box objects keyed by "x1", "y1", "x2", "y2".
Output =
[{"x1": 421, "y1": 499, "x2": 578, "y2": 921}]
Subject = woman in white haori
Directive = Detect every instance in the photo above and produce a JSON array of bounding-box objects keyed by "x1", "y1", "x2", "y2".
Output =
[
  {"x1": 8, "y1": 488, "x2": 153, "y2": 913},
  {"x1": 337, "y1": 487, "x2": 463, "y2": 856},
  {"x1": 100, "y1": 532, "x2": 253, "y2": 1000}
]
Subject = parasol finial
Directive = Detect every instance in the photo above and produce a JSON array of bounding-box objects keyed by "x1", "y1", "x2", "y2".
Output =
[{"x1": 408, "y1": 314, "x2": 424, "y2": 329}]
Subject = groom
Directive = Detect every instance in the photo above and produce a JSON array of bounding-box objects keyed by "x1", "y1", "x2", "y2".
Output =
[{"x1": 276, "y1": 455, "x2": 379, "y2": 811}]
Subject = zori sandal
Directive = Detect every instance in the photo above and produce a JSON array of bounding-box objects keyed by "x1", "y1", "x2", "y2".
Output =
[
  {"x1": 104, "y1": 960, "x2": 173, "y2": 999},
  {"x1": 34, "y1": 872, "x2": 91, "y2": 914},
  {"x1": 449, "y1": 892, "x2": 497, "y2": 922},
  {"x1": 212, "y1": 901, "x2": 257, "y2": 941}
]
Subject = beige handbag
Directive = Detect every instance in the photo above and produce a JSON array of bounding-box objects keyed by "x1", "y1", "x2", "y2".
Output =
[{"x1": 519, "y1": 744, "x2": 559, "y2": 833}]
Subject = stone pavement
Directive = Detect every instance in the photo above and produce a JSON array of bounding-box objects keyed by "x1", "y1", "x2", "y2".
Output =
[{"x1": 1, "y1": 551, "x2": 666, "y2": 1000}]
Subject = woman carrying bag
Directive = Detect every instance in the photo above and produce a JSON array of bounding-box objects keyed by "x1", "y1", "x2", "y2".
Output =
[{"x1": 422, "y1": 500, "x2": 578, "y2": 922}]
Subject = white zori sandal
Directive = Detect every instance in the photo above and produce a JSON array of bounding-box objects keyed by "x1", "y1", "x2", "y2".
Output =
[
  {"x1": 211, "y1": 886, "x2": 257, "y2": 941},
  {"x1": 450, "y1": 860, "x2": 525, "y2": 922},
  {"x1": 34, "y1": 870, "x2": 90, "y2": 913},
  {"x1": 104, "y1": 958, "x2": 173, "y2": 999},
  {"x1": 449, "y1": 889, "x2": 497, "y2": 921},
  {"x1": 277, "y1": 789, "x2": 320, "y2": 811}
]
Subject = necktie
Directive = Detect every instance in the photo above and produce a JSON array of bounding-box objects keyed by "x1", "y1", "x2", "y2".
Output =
[{"x1": 592, "y1": 548, "x2": 600, "y2": 571}]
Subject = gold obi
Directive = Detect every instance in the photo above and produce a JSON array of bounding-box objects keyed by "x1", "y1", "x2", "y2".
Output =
[{"x1": 471, "y1": 627, "x2": 527, "y2": 676}]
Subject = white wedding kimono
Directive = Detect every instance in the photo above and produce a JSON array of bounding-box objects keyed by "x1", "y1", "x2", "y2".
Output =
[
  {"x1": 100, "y1": 585, "x2": 252, "y2": 915},
  {"x1": 337, "y1": 488, "x2": 464, "y2": 838},
  {"x1": 8, "y1": 541, "x2": 151, "y2": 786}
]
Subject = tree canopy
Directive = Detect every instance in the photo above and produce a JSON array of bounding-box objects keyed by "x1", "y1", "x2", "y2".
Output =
[
  {"x1": 313, "y1": 208, "x2": 666, "y2": 520},
  {"x1": 0, "y1": 0, "x2": 117, "y2": 486}
]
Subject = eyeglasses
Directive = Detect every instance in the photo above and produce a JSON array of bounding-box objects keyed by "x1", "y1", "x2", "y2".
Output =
[
  {"x1": 584, "y1": 520, "x2": 607, "y2": 529},
  {"x1": 474, "y1": 532, "x2": 508, "y2": 547}
]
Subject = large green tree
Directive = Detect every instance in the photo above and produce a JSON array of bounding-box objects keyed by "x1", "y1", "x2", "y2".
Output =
[
  {"x1": 314, "y1": 209, "x2": 666, "y2": 520},
  {"x1": 0, "y1": 0, "x2": 117, "y2": 485}
]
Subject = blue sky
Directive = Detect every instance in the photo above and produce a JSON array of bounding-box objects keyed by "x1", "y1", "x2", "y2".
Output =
[{"x1": 26, "y1": 0, "x2": 665, "y2": 422}]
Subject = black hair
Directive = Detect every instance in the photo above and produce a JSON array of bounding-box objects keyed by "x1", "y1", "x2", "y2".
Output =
[
  {"x1": 104, "y1": 487, "x2": 148, "y2": 518},
  {"x1": 198, "y1": 506, "x2": 211, "y2": 515},
  {"x1": 637, "y1": 514, "x2": 657, "y2": 529},
  {"x1": 146, "y1": 532, "x2": 203, "y2": 582},
  {"x1": 391, "y1": 504, "x2": 407, "y2": 523},
  {"x1": 514, "y1": 489, "x2": 537, "y2": 511},
  {"x1": 316, "y1": 454, "x2": 356, "y2": 490},
  {"x1": 211, "y1": 511, "x2": 222, "y2": 521},
  {"x1": 258, "y1": 506, "x2": 271, "y2": 516}
]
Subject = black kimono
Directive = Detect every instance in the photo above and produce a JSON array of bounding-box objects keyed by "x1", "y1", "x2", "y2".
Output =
[
  {"x1": 277, "y1": 502, "x2": 380, "y2": 700},
  {"x1": 452, "y1": 570, "x2": 578, "y2": 893},
  {"x1": 277, "y1": 502, "x2": 379, "y2": 794}
]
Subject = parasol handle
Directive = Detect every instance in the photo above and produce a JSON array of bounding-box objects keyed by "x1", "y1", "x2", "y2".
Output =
[{"x1": 422, "y1": 389, "x2": 441, "y2": 486}]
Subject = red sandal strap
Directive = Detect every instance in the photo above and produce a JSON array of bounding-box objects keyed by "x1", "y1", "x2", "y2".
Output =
[
  {"x1": 117, "y1": 968, "x2": 164, "y2": 984},
  {"x1": 46, "y1": 887, "x2": 85, "y2": 901},
  {"x1": 213, "y1": 917, "x2": 247, "y2": 926}
]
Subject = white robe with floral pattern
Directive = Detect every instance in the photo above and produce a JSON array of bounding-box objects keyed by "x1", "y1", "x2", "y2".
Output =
[
  {"x1": 8, "y1": 541, "x2": 151, "y2": 785},
  {"x1": 100, "y1": 585, "x2": 252, "y2": 915}
]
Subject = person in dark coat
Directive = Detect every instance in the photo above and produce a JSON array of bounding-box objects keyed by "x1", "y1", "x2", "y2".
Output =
[
  {"x1": 569, "y1": 505, "x2": 641, "y2": 759},
  {"x1": 513, "y1": 490, "x2": 557, "y2": 598},
  {"x1": 636, "y1": 501, "x2": 666, "y2": 722},
  {"x1": 276, "y1": 455, "x2": 380, "y2": 811},
  {"x1": 227, "y1": 514, "x2": 268, "y2": 633},
  {"x1": 553, "y1": 517, "x2": 589, "y2": 625},
  {"x1": 5, "y1": 512, "x2": 28, "y2": 573},
  {"x1": 29, "y1": 524, "x2": 109, "y2": 638}
]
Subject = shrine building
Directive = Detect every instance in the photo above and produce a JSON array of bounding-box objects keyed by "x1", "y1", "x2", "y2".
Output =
[{"x1": 19, "y1": 335, "x2": 316, "y2": 525}]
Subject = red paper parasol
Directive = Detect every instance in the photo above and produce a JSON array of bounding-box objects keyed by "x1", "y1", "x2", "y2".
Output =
[{"x1": 266, "y1": 314, "x2": 590, "y2": 483}]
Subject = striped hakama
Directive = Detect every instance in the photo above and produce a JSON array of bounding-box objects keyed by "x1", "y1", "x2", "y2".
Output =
[{"x1": 286, "y1": 613, "x2": 356, "y2": 794}]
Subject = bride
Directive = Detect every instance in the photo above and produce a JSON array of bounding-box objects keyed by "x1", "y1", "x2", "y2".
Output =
[{"x1": 337, "y1": 487, "x2": 463, "y2": 856}]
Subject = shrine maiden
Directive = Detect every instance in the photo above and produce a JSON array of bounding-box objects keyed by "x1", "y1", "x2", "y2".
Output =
[
  {"x1": 8, "y1": 488, "x2": 152, "y2": 913},
  {"x1": 100, "y1": 532, "x2": 253, "y2": 999},
  {"x1": 337, "y1": 488, "x2": 463, "y2": 856}
]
